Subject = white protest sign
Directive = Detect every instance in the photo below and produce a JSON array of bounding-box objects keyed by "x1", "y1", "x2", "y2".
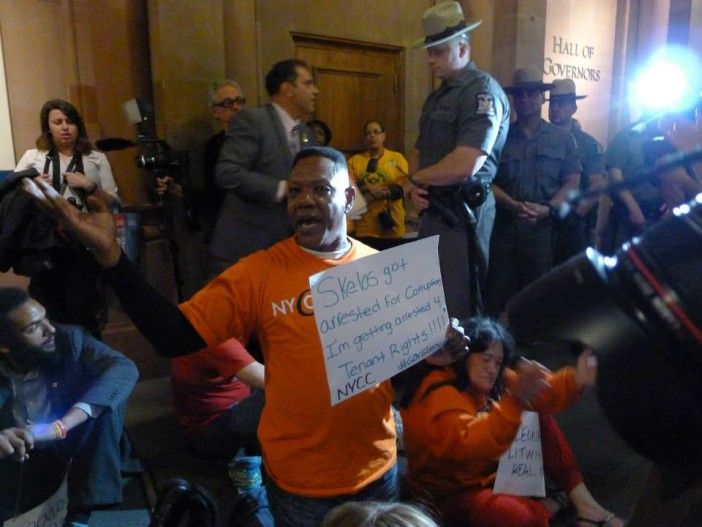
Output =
[
  {"x1": 4, "y1": 478, "x2": 67, "y2": 527},
  {"x1": 493, "y1": 411, "x2": 545, "y2": 497},
  {"x1": 310, "y1": 236, "x2": 447, "y2": 405}
]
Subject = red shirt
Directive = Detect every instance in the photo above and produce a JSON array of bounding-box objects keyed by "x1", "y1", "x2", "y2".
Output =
[{"x1": 170, "y1": 338, "x2": 255, "y2": 435}]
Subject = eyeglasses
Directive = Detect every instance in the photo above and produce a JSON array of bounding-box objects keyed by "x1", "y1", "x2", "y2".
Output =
[
  {"x1": 214, "y1": 97, "x2": 246, "y2": 109},
  {"x1": 366, "y1": 158, "x2": 378, "y2": 173}
]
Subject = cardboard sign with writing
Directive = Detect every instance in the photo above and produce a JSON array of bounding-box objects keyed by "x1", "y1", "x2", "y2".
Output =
[
  {"x1": 4, "y1": 478, "x2": 67, "y2": 527},
  {"x1": 309, "y1": 236, "x2": 447, "y2": 405},
  {"x1": 493, "y1": 411, "x2": 545, "y2": 497}
]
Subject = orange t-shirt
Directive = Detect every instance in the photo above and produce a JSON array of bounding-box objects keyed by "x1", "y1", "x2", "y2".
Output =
[{"x1": 179, "y1": 237, "x2": 396, "y2": 496}]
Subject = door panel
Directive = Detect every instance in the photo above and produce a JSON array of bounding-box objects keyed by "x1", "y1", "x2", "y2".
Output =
[{"x1": 293, "y1": 33, "x2": 404, "y2": 156}]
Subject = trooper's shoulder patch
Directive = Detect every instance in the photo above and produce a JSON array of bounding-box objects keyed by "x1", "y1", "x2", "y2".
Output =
[{"x1": 475, "y1": 93, "x2": 496, "y2": 116}]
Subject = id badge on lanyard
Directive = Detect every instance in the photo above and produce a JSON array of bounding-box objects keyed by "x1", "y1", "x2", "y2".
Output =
[{"x1": 44, "y1": 152, "x2": 83, "y2": 206}]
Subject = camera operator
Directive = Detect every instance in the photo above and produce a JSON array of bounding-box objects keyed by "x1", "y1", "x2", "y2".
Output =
[
  {"x1": 484, "y1": 66, "x2": 581, "y2": 318},
  {"x1": 407, "y1": 1, "x2": 510, "y2": 320},
  {"x1": 348, "y1": 120, "x2": 408, "y2": 251}
]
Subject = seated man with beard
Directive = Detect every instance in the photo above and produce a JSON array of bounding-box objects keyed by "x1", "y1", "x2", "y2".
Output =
[{"x1": 0, "y1": 288, "x2": 138, "y2": 526}]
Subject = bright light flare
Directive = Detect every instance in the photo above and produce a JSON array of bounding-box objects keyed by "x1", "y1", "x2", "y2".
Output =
[{"x1": 632, "y1": 46, "x2": 702, "y2": 113}]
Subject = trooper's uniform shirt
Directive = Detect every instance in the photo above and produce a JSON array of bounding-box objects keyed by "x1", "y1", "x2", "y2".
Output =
[
  {"x1": 485, "y1": 119, "x2": 581, "y2": 316},
  {"x1": 415, "y1": 61, "x2": 510, "y2": 319}
]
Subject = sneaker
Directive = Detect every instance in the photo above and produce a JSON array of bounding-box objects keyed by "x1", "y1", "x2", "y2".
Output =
[
  {"x1": 64, "y1": 507, "x2": 91, "y2": 527},
  {"x1": 228, "y1": 455, "x2": 263, "y2": 492}
]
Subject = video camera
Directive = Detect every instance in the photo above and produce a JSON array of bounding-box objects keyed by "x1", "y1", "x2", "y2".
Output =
[
  {"x1": 96, "y1": 98, "x2": 198, "y2": 301},
  {"x1": 97, "y1": 99, "x2": 189, "y2": 182},
  {"x1": 507, "y1": 185, "x2": 702, "y2": 475},
  {"x1": 97, "y1": 99, "x2": 197, "y2": 228}
]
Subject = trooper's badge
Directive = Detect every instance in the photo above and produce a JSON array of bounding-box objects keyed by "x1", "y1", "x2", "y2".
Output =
[{"x1": 475, "y1": 93, "x2": 495, "y2": 116}]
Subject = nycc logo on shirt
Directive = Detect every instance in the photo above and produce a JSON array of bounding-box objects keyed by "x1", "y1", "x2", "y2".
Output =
[{"x1": 271, "y1": 289, "x2": 314, "y2": 317}]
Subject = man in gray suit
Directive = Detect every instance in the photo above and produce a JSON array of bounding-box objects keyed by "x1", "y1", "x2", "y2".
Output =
[{"x1": 210, "y1": 59, "x2": 319, "y2": 274}]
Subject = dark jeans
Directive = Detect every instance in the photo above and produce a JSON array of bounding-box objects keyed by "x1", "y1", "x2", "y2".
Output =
[
  {"x1": 188, "y1": 389, "x2": 265, "y2": 458},
  {"x1": 0, "y1": 404, "x2": 126, "y2": 522},
  {"x1": 266, "y1": 463, "x2": 399, "y2": 527}
]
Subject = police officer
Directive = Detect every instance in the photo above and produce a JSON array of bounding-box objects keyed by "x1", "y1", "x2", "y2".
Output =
[
  {"x1": 484, "y1": 66, "x2": 581, "y2": 317},
  {"x1": 407, "y1": 1, "x2": 510, "y2": 319},
  {"x1": 547, "y1": 78, "x2": 606, "y2": 261}
]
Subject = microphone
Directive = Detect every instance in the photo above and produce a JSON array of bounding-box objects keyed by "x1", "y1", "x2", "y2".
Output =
[{"x1": 96, "y1": 137, "x2": 137, "y2": 152}]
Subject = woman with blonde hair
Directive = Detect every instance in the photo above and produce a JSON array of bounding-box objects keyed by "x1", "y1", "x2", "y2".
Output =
[{"x1": 322, "y1": 501, "x2": 439, "y2": 527}]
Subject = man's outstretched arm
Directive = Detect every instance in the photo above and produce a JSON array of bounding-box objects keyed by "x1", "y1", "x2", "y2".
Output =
[{"x1": 23, "y1": 178, "x2": 207, "y2": 357}]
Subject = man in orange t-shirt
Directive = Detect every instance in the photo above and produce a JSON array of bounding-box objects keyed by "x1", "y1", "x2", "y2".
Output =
[{"x1": 25, "y1": 146, "x2": 398, "y2": 527}]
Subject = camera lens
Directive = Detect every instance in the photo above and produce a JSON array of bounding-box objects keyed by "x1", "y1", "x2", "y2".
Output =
[
  {"x1": 135, "y1": 154, "x2": 150, "y2": 169},
  {"x1": 507, "y1": 194, "x2": 702, "y2": 468}
]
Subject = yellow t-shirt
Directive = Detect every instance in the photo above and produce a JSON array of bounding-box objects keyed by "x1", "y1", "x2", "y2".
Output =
[
  {"x1": 348, "y1": 150, "x2": 408, "y2": 239},
  {"x1": 179, "y1": 237, "x2": 396, "y2": 496}
]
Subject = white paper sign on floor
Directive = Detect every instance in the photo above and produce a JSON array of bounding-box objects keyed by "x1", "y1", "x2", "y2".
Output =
[
  {"x1": 310, "y1": 236, "x2": 447, "y2": 405},
  {"x1": 4, "y1": 478, "x2": 67, "y2": 527},
  {"x1": 493, "y1": 411, "x2": 545, "y2": 497}
]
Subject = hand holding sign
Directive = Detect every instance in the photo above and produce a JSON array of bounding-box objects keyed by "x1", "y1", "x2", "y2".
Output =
[{"x1": 425, "y1": 318, "x2": 471, "y2": 366}]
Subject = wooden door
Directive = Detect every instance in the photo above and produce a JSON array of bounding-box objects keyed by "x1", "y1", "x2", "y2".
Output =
[{"x1": 293, "y1": 33, "x2": 405, "y2": 156}]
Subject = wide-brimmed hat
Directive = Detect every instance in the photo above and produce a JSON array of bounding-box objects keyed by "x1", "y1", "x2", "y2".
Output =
[
  {"x1": 545, "y1": 78, "x2": 587, "y2": 101},
  {"x1": 503, "y1": 66, "x2": 554, "y2": 94},
  {"x1": 413, "y1": 1, "x2": 482, "y2": 49}
]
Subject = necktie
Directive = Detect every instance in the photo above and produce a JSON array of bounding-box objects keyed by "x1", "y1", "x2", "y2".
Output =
[{"x1": 291, "y1": 125, "x2": 311, "y2": 155}]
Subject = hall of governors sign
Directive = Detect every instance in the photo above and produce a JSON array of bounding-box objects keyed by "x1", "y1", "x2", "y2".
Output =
[{"x1": 544, "y1": 35, "x2": 601, "y2": 82}]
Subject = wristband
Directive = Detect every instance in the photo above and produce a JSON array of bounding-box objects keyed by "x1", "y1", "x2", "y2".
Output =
[{"x1": 52, "y1": 420, "x2": 67, "y2": 440}]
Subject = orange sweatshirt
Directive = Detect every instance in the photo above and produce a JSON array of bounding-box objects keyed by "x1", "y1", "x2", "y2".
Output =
[{"x1": 400, "y1": 366, "x2": 580, "y2": 498}]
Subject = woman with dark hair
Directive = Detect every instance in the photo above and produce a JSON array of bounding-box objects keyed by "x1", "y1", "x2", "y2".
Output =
[
  {"x1": 400, "y1": 317, "x2": 623, "y2": 527},
  {"x1": 18, "y1": 99, "x2": 119, "y2": 207},
  {"x1": 14, "y1": 99, "x2": 119, "y2": 335},
  {"x1": 347, "y1": 120, "x2": 409, "y2": 250}
]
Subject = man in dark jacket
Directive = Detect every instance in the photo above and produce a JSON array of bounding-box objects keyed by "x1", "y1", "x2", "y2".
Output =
[{"x1": 0, "y1": 288, "x2": 138, "y2": 526}]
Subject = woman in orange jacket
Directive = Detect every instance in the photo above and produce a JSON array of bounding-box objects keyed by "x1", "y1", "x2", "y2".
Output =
[{"x1": 400, "y1": 317, "x2": 623, "y2": 527}]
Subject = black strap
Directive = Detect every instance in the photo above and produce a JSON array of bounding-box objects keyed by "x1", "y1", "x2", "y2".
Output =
[{"x1": 43, "y1": 151, "x2": 83, "y2": 194}]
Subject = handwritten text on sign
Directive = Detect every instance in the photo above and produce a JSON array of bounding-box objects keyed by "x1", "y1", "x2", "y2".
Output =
[
  {"x1": 3, "y1": 478, "x2": 67, "y2": 527},
  {"x1": 493, "y1": 411, "x2": 545, "y2": 497},
  {"x1": 310, "y1": 237, "x2": 447, "y2": 405}
]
